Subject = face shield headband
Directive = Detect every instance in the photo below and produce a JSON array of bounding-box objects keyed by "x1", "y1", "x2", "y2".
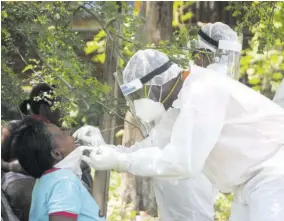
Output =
[
  {"x1": 197, "y1": 29, "x2": 218, "y2": 50},
  {"x1": 120, "y1": 60, "x2": 173, "y2": 96},
  {"x1": 197, "y1": 29, "x2": 242, "y2": 53}
]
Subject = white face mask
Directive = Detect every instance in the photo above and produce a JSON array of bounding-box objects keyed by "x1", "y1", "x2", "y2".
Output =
[{"x1": 134, "y1": 98, "x2": 166, "y2": 123}]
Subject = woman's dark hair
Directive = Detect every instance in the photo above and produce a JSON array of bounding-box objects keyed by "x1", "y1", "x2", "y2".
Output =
[
  {"x1": 19, "y1": 83, "x2": 55, "y2": 115},
  {"x1": 13, "y1": 117, "x2": 54, "y2": 178}
]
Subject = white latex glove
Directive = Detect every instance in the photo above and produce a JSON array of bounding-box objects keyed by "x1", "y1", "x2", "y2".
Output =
[
  {"x1": 73, "y1": 125, "x2": 106, "y2": 146},
  {"x1": 55, "y1": 145, "x2": 99, "y2": 177},
  {"x1": 81, "y1": 145, "x2": 127, "y2": 172}
]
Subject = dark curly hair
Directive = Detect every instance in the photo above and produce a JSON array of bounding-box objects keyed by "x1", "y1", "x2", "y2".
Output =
[{"x1": 13, "y1": 117, "x2": 55, "y2": 178}]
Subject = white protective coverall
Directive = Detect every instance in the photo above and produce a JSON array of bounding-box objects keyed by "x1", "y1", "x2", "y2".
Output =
[
  {"x1": 116, "y1": 109, "x2": 214, "y2": 220},
  {"x1": 76, "y1": 112, "x2": 214, "y2": 220},
  {"x1": 83, "y1": 64, "x2": 284, "y2": 221},
  {"x1": 273, "y1": 79, "x2": 284, "y2": 108}
]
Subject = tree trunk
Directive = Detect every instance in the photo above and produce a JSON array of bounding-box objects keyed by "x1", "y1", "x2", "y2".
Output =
[
  {"x1": 121, "y1": 112, "x2": 157, "y2": 218},
  {"x1": 120, "y1": 2, "x2": 173, "y2": 218},
  {"x1": 120, "y1": 112, "x2": 140, "y2": 216},
  {"x1": 138, "y1": 2, "x2": 173, "y2": 45},
  {"x1": 93, "y1": 6, "x2": 121, "y2": 217}
]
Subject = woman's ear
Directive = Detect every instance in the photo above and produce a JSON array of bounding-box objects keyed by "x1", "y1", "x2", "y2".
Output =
[{"x1": 50, "y1": 149, "x2": 64, "y2": 162}]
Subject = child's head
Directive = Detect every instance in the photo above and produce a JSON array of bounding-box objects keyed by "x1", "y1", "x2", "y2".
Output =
[{"x1": 13, "y1": 117, "x2": 76, "y2": 178}]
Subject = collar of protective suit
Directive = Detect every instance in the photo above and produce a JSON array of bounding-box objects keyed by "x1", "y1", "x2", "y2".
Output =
[{"x1": 173, "y1": 65, "x2": 219, "y2": 109}]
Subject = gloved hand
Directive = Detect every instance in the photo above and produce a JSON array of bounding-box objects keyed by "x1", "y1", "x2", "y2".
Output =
[
  {"x1": 73, "y1": 125, "x2": 106, "y2": 146},
  {"x1": 81, "y1": 145, "x2": 127, "y2": 172},
  {"x1": 56, "y1": 145, "x2": 99, "y2": 178}
]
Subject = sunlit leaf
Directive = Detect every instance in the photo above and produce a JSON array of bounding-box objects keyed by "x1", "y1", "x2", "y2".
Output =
[
  {"x1": 272, "y1": 72, "x2": 283, "y2": 80},
  {"x1": 92, "y1": 53, "x2": 106, "y2": 64},
  {"x1": 249, "y1": 77, "x2": 261, "y2": 85},
  {"x1": 22, "y1": 65, "x2": 34, "y2": 73}
]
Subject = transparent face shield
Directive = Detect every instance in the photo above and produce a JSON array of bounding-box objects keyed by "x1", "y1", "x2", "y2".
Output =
[
  {"x1": 217, "y1": 37, "x2": 242, "y2": 80},
  {"x1": 192, "y1": 48, "x2": 217, "y2": 68},
  {"x1": 194, "y1": 49, "x2": 241, "y2": 80},
  {"x1": 224, "y1": 50, "x2": 241, "y2": 80},
  {"x1": 114, "y1": 71, "x2": 155, "y2": 137},
  {"x1": 114, "y1": 63, "x2": 181, "y2": 137},
  {"x1": 189, "y1": 31, "x2": 243, "y2": 80}
]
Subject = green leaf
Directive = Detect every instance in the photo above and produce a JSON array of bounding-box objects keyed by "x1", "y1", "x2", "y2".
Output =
[
  {"x1": 22, "y1": 64, "x2": 33, "y2": 73},
  {"x1": 252, "y1": 85, "x2": 261, "y2": 91},
  {"x1": 119, "y1": 58, "x2": 125, "y2": 68},
  {"x1": 272, "y1": 72, "x2": 283, "y2": 80},
  {"x1": 130, "y1": 210, "x2": 136, "y2": 218},
  {"x1": 249, "y1": 77, "x2": 261, "y2": 85},
  {"x1": 54, "y1": 13, "x2": 60, "y2": 20},
  {"x1": 2, "y1": 11, "x2": 8, "y2": 18},
  {"x1": 172, "y1": 19, "x2": 179, "y2": 27},
  {"x1": 181, "y1": 12, "x2": 192, "y2": 22},
  {"x1": 92, "y1": 53, "x2": 106, "y2": 64},
  {"x1": 94, "y1": 30, "x2": 107, "y2": 41}
]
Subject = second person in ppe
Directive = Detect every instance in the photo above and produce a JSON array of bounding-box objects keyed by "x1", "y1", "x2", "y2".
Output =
[{"x1": 192, "y1": 22, "x2": 242, "y2": 79}]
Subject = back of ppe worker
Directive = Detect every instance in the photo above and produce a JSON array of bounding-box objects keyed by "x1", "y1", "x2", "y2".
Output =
[{"x1": 138, "y1": 66, "x2": 284, "y2": 221}]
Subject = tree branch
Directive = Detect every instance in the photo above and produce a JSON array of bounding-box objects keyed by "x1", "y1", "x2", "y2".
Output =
[
  {"x1": 100, "y1": 124, "x2": 124, "y2": 133},
  {"x1": 15, "y1": 28, "x2": 74, "y2": 91},
  {"x1": 11, "y1": 32, "x2": 140, "y2": 130},
  {"x1": 11, "y1": 41, "x2": 47, "y2": 83}
]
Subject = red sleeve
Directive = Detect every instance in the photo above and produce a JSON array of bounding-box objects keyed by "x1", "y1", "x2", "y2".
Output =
[{"x1": 50, "y1": 211, "x2": 78, "y2": 219}]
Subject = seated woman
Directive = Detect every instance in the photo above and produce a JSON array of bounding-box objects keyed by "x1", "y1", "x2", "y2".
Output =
[
  {"x1": 13, "y1": 117, "x2": 104, "y2": 221},
  {"x1": 2, "y1": 83, "x2": 60, "y2": 174},
  {"x1": 19, "y1": 83, "x2": 93, "y2": 188},
  {"x1": 1, "y1": 83, "x2": 92, "y2": 221}
]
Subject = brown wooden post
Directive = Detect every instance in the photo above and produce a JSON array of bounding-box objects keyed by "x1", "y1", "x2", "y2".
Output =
[
  {"x1": 120, "y1": 1, "x2": 173, "y2": 218},
  {"x1": 93, "y1": 3, "x2": 122, "y2": 217}
]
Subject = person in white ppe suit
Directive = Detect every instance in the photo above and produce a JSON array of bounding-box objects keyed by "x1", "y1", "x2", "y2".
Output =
[
  {"x1": 82, "y1": 52, "x2": 284, "y2": 221},
  {"x1": 76, "y1": 114, "x2": 214, "y2": 221},
  {"x1": 273, "y1": 79, "x2": 284, "y2": 108},
  {"x1": 76, "y1": 22, "x2": 243, "y2": 221},
  {"x1": 193, "y1": 22, "x2": 242, "y2": 80},
  {"x1": 76, "y1": 58, "x2": 214, "y2": 220},
  {"x1": 77, "y1": 23, "x2": 253, "y2": 220},
  {"x1": 81, "y1": 23, "x2": 284, "y2": 220}
]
